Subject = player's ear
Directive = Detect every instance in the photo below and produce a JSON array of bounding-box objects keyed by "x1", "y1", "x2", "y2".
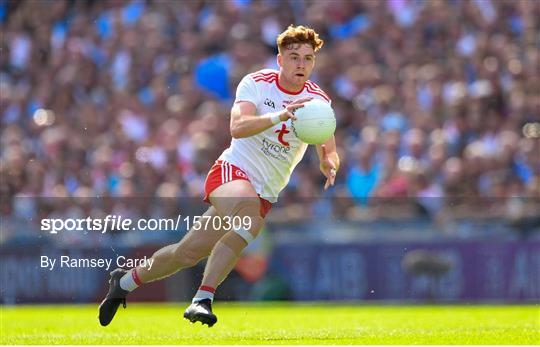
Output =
[{"x1": 277, "y1": 53, "x2": 282, "y2": 68}]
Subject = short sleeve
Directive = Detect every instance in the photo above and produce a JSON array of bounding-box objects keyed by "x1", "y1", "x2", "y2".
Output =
[{"x1": 235, "y1": 75, "x2": 259, "y2": 106}]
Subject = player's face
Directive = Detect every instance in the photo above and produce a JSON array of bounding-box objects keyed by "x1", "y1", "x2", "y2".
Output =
[{"x1": 278, "y1": 44, "x2": 315, "y2": 87}]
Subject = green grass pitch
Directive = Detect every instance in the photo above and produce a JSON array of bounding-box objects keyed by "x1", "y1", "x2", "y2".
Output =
[{"x1": 1, "y1": 303, "x2": 538, "y2": 344}]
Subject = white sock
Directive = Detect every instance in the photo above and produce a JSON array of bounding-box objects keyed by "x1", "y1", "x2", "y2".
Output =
[
  {"x1": 192, "y1": 285, "x2": 215, "y2": 303},
  {"x1": 119, "y1": 269, "x2": 141, "y2": 292}
]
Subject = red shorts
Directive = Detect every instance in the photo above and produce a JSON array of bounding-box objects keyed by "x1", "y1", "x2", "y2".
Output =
[{"x1": 203, "y1": 160, "x2": 272, "y2": 218}]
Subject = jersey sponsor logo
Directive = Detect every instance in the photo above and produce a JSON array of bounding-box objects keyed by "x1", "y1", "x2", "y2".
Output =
[
  {"x1": 274, "y1": 123, "x2": 290, "y2": 147},
  {"x1": 264, "y1": 98, "x2": 276, "y2": 109},
  {"x1": 261, "y1": 138, "x2": 291, "y2": 162}
]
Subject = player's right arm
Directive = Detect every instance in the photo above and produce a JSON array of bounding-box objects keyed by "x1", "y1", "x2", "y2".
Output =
[{"x1": 230, "y1": 98, "x2": 311, "y2": 139}]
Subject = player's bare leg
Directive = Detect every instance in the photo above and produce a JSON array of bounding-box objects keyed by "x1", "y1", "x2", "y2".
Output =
[
  {"x1": 136, "y1": 206, "x2": 227, "y2": 282},
  {"x1": 99, "y1": 206, "x2": 226, "y2": 326},
  {"x1": 183, "y1": 180, "x2": 264, "y2": 327}
]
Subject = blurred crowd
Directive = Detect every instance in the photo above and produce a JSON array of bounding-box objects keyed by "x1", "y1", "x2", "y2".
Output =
[{"x1": 1, "y1": 0, "x2": 539, "y2": 227}]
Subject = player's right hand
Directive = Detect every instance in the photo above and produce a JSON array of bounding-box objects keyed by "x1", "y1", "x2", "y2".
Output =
[{"x1": 279, "y1": 97, "x2": 313, "y2": 121}]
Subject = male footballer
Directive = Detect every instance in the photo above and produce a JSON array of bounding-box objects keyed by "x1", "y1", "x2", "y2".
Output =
[{"x1": 99, "y1": 25, "x2": 340, "y2": 327}]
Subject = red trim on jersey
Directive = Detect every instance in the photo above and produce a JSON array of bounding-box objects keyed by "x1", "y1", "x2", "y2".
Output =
[
  {"x1": 251, "y1": 70, "x2": 277, "y2": 75},
  {"x1": 305, "y1": 81, "x2": 331, "y2": 102},
  {"x1": 254, "y1": 80, "x2": 276, "y2": 85},
  {"x1": 276, "y1": 76, "x2": 304, "y2": 95},
  {"x1": 253, "y1": 71, "x2": 278, "y2": 84},
  {"x1": 305, "y1": 81, "x2": 330, "y2": 96},
  {"x1": 254, "y1": 76, "x2": 277, "y2": 83},
  {"x1": 251, "y1": 71, "x2": 277, "y2": 78},
  {"x1": 305, "y1": 87, "x2": 331, "y2": 102},
  {"x1": 250, "y1": 71, "x2": 329, "y2": 100},
  {"x1": 305, "y1": 80, "x2": 322, "y2": 89},
  {"x1": 203, "y1": 160, "x2": 273, "y2": 218},
  {"x1": 251, "y1": 72, "x2": 278, "y2": 82},
  {"x1": 253, "y1": 77, "x2": 277, "y2": 82}
]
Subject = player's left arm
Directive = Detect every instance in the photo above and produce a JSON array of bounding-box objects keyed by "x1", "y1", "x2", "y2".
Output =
[{"x1": 316, "y1": 136, "x2": 340, "y2": 190}]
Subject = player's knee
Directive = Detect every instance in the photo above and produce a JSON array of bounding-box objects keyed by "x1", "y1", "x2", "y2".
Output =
[
  {"x1": 232, "y1": 199, "x2": 264, "y2": 238},
  {"x1": 221, "y1": 230, "x2": 253, "y2": 255}
]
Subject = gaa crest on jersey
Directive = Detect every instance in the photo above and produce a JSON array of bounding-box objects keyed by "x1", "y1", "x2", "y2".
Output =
[{"x1": 264, "y1": 98, "x2": 276, "y2": 109}]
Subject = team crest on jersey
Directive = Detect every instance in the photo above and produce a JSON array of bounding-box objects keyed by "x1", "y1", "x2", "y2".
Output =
[{"x1": 274, "y1": 123, "x2": 290, "y2": 147}]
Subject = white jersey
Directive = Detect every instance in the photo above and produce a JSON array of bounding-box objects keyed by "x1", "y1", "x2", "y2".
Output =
[{"x1": 219, "y1": 69, "x2": 331, "y2": 203}]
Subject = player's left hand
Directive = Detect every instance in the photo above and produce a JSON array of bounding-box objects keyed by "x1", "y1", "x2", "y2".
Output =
[{"x1": 319, "y1": 144, "x2": 338, "y2": 190}]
